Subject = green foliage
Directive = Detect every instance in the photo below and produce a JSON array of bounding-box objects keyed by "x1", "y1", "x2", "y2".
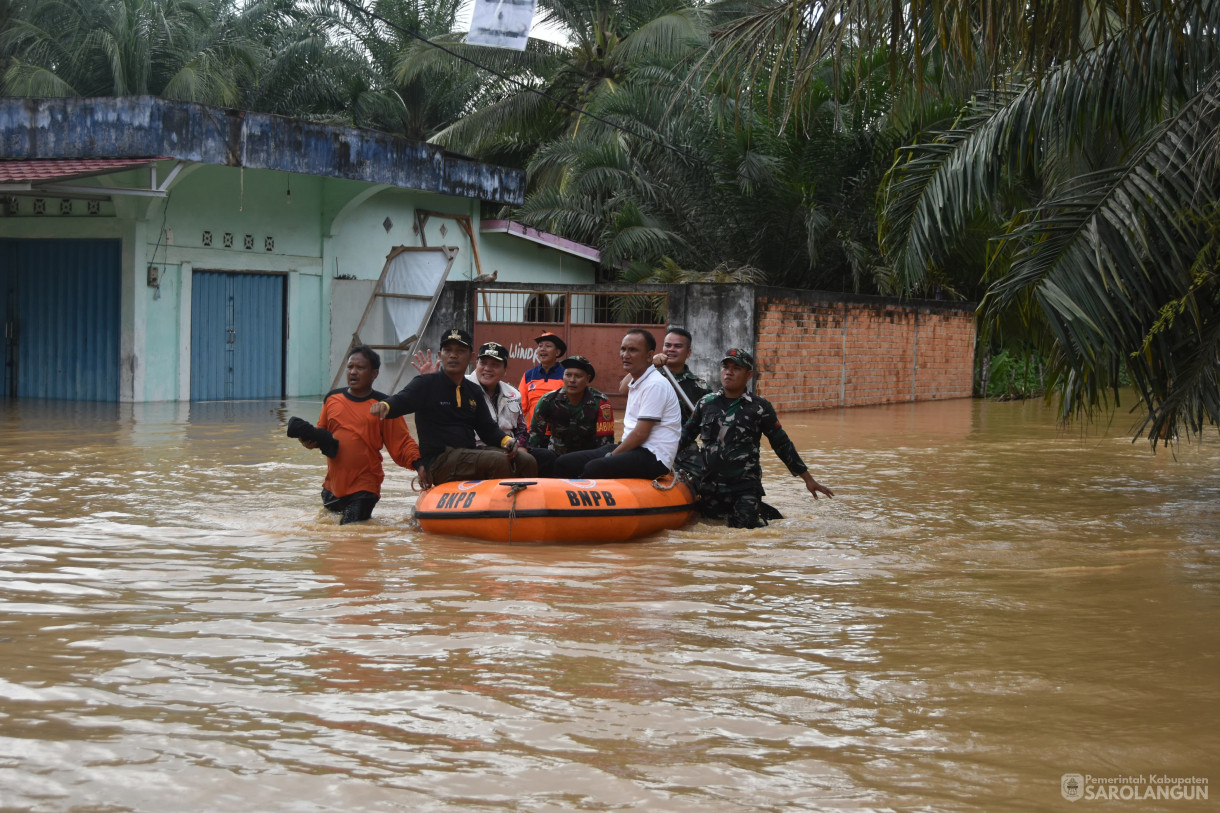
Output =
[
  {"x1": 0, "y1": 0, "x2": 481, "y2": 138},
  {"x1": 403, "y1": 0, "x2": 714, "y2": 169},
  {"x1": 983, "y1": 348, "x2": 1046, "y2": 400},
  {"x1": 619, "y1": 256, "x2": 767, "y2": 284},
  {"x1": 509, "y1": 28, "x2": 899, "y2": 290},
  {"x1": 874, "y1": 1, "x2": 1220, "y2": 444},
  {"x1": 1, "y1": 0, "x2": 270, "y2": 104},
  {"x1": 705, "y1": 1, "x2": 1201, "y2": 128}
]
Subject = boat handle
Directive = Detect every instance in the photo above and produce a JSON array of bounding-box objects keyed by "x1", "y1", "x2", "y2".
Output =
[{"x1": 653, "y1": 473, "x2": 681, "y2": 490}]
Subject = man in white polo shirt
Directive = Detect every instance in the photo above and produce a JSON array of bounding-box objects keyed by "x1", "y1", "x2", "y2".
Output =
[{"x1": 553, "y1": 328, "x2": 680, "y2": 480}]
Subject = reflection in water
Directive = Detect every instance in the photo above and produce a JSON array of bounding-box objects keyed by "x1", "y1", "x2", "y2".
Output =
[{"x1": 0, "y1": 397, "x2": 1216, "y2": 812}]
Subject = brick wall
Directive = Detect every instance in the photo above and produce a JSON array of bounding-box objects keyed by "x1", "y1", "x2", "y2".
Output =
[
  {"x1": 754, "y1": 293, "x2": 975, "y2": 413},
  {"x1": 453, "y1": 281, "x2": 976, "y2": 414}
]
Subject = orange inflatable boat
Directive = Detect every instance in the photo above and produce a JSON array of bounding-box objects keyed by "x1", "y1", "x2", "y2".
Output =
[{"x1": 414, "y1": 477, "x2": 697, "y2": 543}]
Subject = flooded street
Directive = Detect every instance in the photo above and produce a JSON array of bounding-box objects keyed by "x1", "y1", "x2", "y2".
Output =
[{"x1": 0, "y1": 396, "x2": 1216, "y2": 811}]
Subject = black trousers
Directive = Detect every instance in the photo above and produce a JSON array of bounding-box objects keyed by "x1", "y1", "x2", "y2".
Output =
[
  {"x1": 552, "y1": 444, "x2": 669, "y2": 480},
  {"x1": 321, "y1": 488, "x2": 379, "y2": 525},
  {"x1": 528, "y1": 446, "x2": 558, "y2": 477}
]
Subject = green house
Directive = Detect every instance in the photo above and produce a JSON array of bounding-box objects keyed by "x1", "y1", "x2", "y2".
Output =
[{"x1": 0, "y1": 97, "x2": 599, "y2": 402}]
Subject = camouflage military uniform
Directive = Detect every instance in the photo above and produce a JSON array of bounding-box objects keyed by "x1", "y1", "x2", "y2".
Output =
[
  {"x1": 528, "y1": 386, "x2": 615, "y2": 456},
  {"x1": 672, "y1": 366, "x2": 710, "y2": 421},
  {"x1": 680, "y1": 390, "x2": 810, "y2": 528},
  {"x1": 671, "y1": 366, "x2": 710, "y2": 482}
]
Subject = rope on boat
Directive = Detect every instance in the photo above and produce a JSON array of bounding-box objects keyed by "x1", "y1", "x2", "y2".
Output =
[{"x1": 502, "y1": 481, "x2": 535, "y2": 543}]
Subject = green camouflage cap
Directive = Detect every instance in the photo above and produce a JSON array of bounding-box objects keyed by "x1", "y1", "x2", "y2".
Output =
[
  {"x1": 561, "y1": 355, "x2": 596, "y2": 381},
  {"x1": 721, "y1": 348, "x2": 754, "y2": 370}
]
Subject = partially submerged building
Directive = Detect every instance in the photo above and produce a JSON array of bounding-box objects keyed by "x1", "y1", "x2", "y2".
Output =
[{"x1": 0, "y1": 96, "x2": 598, "y2": 402}]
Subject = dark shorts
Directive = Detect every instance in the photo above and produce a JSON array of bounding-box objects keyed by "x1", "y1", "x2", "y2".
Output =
[
  {"x1": 321, "y1": 488, "x2": 379, "y2": 525},
  {"x1": 429, "y1": 446, "x2": 538, "y2": 485}
]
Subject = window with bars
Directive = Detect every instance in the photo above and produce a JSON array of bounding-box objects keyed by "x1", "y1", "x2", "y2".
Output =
[{"x1": 476, "y1": 290, "x2": 666, "y2": 325}]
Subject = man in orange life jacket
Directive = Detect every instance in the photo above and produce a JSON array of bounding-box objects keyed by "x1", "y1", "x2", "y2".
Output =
[
  {"x1": 298, "y1": 345, "x2": 422, "y2": 524},
  {"x1": 518, "y1": 331, "x2": 567, "y2": 424}
]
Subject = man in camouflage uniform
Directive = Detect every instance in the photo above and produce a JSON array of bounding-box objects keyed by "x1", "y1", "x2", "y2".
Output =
[
  {"x1": 528, "y1": 355, "x2": 616, "y2": 457},
  {"x1": 646, "y1": 327, "x2": 709, "y2": 482},
  {"x1": 657, "y1": 327, "x2": 711, "y2": 419},
  {"x1": 680, "y1": 348, "x2": 834, "y2": 527}
]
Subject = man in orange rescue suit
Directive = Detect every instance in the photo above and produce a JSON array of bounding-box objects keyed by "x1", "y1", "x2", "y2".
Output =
[
  {"x1": 300, "y1": 345, "x2": 422, "y2": 524},
  {"x1": 371, "y1": 327, "x2": 537, "y2": 484},
  {"x1": 518, "y1": 331, "x2": 567, "y2": 423}
]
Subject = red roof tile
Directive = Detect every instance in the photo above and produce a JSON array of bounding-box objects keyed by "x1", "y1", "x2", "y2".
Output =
[{"x1": 0, "y1": 158, "x2": 166, "y2": 183}]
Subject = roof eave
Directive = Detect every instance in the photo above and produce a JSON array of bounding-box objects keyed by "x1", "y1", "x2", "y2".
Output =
[
  {"x1": 480, "y1": 219, "x2": 600, "y2": 263},
  {"x1": 0, "y1": 96, "x2": 525, "y2": 206}
]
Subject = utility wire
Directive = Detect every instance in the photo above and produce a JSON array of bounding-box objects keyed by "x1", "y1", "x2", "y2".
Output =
[{"x1": 335, "y1": 0, "x2": 702, "y2": 163}]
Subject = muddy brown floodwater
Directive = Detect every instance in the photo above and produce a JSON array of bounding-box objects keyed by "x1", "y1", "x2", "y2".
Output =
[{"x1": 0, "y1": 396, "x2": 1216, "y2": 812}]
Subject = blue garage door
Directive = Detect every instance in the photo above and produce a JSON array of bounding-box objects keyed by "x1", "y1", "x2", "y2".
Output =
[
  {"x1": 0, "y1": 239, "x2": 121, "y2": 401},
  {"x1": 0, "y1": 241, "x2": 11, "y2": 399},
  {"x1": 191, "y1": 271, "x2": 285, "y2": 400}
]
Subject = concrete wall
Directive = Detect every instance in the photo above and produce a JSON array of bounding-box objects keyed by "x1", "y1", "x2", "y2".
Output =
[
  {"x1": 1, "y1": 96, "x2": 525, "y2": 206},
  {"x1": 674, "y1": 284, "x2": 756, "y2": 387}
]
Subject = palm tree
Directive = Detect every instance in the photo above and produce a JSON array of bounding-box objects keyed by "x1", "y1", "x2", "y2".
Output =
[
  {"x1": 511, "y1": 35, "x2": 900, "y2": 290},
  {"x1": 301, "y1": 0, "x2": 487, "y2": 139},
  {"x1": 702, "y1": 0, "x2": 1220, "y2": 441},
  {"x1": 1, "y1": 0, "x2": 451, "y2": 134},
  {"x1": 875, "y1": 1, "x2": 1220, "y2": 442},
  {"x1": 0, "y1": 0, "x2": 31, "y2": 76},
  {"x1": 234, "y1": 0, "x2": 358, "y2": 119},
  {"x1": 704, "y1": 1, "x2": 1197, "y2": 126},
  {"x1": 397, "y1": 0, "x2": 716, "y2": 169},
  {"x1": 2, "y1": 0, "x2": 261, "y2": 105}
]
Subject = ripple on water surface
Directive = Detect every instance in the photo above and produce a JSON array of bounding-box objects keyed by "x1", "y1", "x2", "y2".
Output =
[{"x1": 0, "y1": 397, "x2": 1217, "y2": 812}]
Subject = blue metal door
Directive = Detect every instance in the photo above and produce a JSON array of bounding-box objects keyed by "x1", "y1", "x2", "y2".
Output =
[
  {"x1": 1, "y1": 241, "x2": 13, "y2": 398},
  {"x1": 0, "y1": 239, "x2": 121, "y2": 401},
  {"x1": 191, "y1": 271, "x2": 284, "y2": 400}
]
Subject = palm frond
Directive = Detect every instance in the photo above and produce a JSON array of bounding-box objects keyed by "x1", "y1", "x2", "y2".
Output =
[
  {"x1": 1, "y1": 60, "x2": 78, "y2": 95},
  {"x1": 612, "y1": 7, "x2": 707, "y2": 66}
]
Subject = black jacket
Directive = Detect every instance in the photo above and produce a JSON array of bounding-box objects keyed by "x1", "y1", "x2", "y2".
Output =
[{"x1": 384, "y1": 372, "x2": 509, "y2": 467}]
